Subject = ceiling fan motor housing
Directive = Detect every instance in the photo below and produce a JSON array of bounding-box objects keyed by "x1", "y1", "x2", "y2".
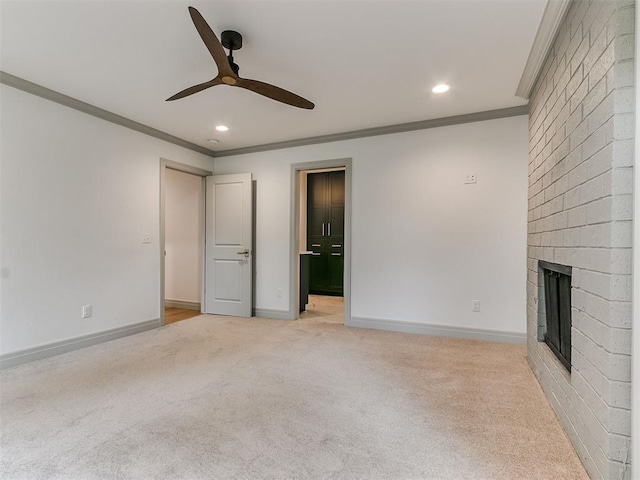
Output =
[{"x1": 221, "y1": 30, "x2": 243, "y2": 51}]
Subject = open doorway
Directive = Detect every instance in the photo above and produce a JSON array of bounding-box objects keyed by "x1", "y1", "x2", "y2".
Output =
[
  {"x1": 290, "y1": 159, "x2": 352, "y2": 325},
  {"x1": 160, "y1": 159, "x2": 212, "y2": 326}
]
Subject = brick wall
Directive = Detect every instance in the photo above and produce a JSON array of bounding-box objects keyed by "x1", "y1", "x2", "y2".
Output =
[{"x1": 527, "y1": 1, "x2": 635, "y2": 479}]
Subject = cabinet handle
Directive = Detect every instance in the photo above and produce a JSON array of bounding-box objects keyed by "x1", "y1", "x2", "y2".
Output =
[
  {"x1": 322, "y1": 223, "x2": 325, "y2": 236},
  {"x1": 331, "y1": 253, "x2": 341, "y2": 256},
  {"x1": 312, "y1": 252, "x2": 321, "y2": 256},
  {"x1": 328, "y1": 223, "x2": 331, "y2": 237},
  {"x1": 311, "y1": 244, "x2": 321, "y2": 247},
  {"x1": 332, "y1": 244, "x2": 341, "y2": 248}
]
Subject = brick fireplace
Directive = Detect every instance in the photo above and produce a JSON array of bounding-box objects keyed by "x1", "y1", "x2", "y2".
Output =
[{"x1": 526, "y1": 1, "x2": 634, "y2": 479}]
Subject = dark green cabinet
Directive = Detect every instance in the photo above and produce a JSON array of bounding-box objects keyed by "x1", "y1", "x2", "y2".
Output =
[{"x1": 307, "y1": 171, "x2": 344, "y2": 296}]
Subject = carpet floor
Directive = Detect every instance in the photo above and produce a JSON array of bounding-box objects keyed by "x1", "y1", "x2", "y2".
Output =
[{"x1": 1, "y1": 307, "x2": 588, "y2": 479}]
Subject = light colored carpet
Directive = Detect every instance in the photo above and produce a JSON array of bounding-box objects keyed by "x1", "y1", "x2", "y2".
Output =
[{"x1": 1, "y1": 310, "x2": 588, "y2": 479}]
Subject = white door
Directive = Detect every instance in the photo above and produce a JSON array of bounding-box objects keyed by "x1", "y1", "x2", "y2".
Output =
[{"x1": 204, "y1": 173, "x2": 253, "y2": 317}]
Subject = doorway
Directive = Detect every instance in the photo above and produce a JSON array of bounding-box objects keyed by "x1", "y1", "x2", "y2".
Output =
[
  {"x1": 306, "y1": 169, "x2": 345, "y2": 296},
  {"x1": 160, "y1": 159, "x2": 212, "y2": 326},
  {"x1": 290, "y1": 159, "x2": 352, "y2": 325}
]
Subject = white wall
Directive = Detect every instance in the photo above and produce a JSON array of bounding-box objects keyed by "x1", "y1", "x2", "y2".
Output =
[
  {"x1": 164, "y1": 168, "x2": 203, "y2": 304},
  {"x1": 0, "y1": 85, "x2": 213, "y2": 355},
  {"x1": 214, "y1": 116, "x2": 529, "y2": 335}
]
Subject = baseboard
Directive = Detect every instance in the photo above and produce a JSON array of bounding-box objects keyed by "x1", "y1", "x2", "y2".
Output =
[
  {"x1": 349, "y1": 316, "x2": 526, "y2": 345},
  {"x1": 165, "y1": 299, "x2": 201, "y2": 311},
  {"x1": 253, "y1": 308, "x2": 293, "y2": 320},
  {"x1": 0, "y1": 318, "x2": 161, "y2": 369}
]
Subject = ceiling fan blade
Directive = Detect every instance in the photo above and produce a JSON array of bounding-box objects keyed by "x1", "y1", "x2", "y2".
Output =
[
  {"x1": 188, "y1": 6, "x2": 236, "y2": 79},
  {"x1": 236, "y1": 78, "x2": 315, "y2": 110},
  {"x1": 166, "y1": 78, "x2": 221, "y2": 101}
]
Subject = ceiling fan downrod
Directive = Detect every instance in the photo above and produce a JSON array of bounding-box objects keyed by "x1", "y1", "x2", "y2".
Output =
[
  {"x1": 227, "y1": 50, "x2": 240, "y2": 76},
  {"x1": 221, "y1": 30, "x2": 242, "y2": 76}
]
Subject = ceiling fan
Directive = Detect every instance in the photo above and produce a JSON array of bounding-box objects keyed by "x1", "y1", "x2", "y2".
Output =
[{"x1": 167, "y1": 6, "x2": 314, "y2": 110}]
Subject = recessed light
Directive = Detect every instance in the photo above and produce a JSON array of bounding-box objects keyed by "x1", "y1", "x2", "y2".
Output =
[
  {"x1": 215, "y1": 125, "x2": 229, "y2": 132},
  {"x1": 432, "y1": 84, "x2": 450, "y2": 94},
  {"x1": 207, "y1": 139, "x2": 220, "y2": 145}
]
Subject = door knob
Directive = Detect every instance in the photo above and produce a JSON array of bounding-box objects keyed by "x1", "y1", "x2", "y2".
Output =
[{"x1": 236, "y1": 249, "x2": 250, "y2": 258}]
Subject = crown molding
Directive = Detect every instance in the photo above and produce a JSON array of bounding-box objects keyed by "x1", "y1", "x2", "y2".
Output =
[
  {"x1": 214, "y1": 105, "x2": 529, "y2": 157},
  {"x1": 0, "y1": 71, "x2": 217, "y2": 158},
  {"x1": 2, "y1": 70, "x2": 529, "y2": 159},
  {"x1": 516, "y1": 0, "x2": 572, "y2": 99}
]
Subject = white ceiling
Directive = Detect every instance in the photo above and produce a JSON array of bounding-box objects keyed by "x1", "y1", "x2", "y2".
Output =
[{"x1": 0, "y1": 0, "x2": 546, "y2": 153}]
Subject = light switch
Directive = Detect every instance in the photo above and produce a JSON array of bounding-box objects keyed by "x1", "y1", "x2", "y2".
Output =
[{"x1": 142, "y1": 234, "x2": 151, "y2": 244}]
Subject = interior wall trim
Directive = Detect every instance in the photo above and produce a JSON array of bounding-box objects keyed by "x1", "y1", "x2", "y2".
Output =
[
  {"x1": 0, "y1": 319, "x2": 161, "y2": 369},
  {"x1": 164, "y1": 300, "x2": 201, "y2": 311},
  {"x1": 515, "y1": 0, "x2": 572, "y2": 99},
  {"x1": 0, "y1": 71, "x2": 216, "y2": 158},
  {"x1": 215, "y1": 105, "x2": 529, "y2": 157},
  {"x1": 253, "y1": 308, "x2": 293, "y2": 320},
  {"x1": 163, "y1": 159, "x2": 213, "y2": 177},
  {"x1": 350, "y1": 316, "x2": 526, "y2": 345}
]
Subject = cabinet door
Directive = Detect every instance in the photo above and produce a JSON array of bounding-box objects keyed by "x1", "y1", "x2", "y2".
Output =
[
  {"x1": 307, "y1": 238, "x2": 326, "y2": 291},
  {"x1": 328, "y1": 171, "x2": 345, "y2": 238},
  {"x1": 328, "y1": 250, "x2": 344, "y2": 292},
  {"x1": 307, "y1": 173, "x2": 327, "y2": 292},
  {"x1": 307, "y1": 173, "x2": 328, "y2": 237},
  {"x1": 309, "y1": 253, "x2": 329, "y2": 292},
  {"x1": 326, "y1": 171, "x2": 344, "y2": 293}
]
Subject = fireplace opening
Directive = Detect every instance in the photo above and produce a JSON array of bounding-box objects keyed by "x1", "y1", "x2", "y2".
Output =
[{"x1": 539, "y1": 261, "x2": 572, "y2": 372}]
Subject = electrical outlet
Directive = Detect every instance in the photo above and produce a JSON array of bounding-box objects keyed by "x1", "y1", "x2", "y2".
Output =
[
  {"x1": 276, "y1": 288, "x2": 283, "y2": 298},
  {"x1": 472, "y1": 300, "x2": 480, "y2": 312},
  {"x1": 82, "y1": 305, "x2": 92, "y2": 318},
  {"x1": 141, "y1": 234, "x2": 151, "y2": 244},
  {"x1": 464, "y1": 173, "x2": 477, "y2": 184}
]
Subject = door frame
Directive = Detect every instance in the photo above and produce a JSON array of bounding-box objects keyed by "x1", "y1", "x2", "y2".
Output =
[
  {"x1": 159, "y1": 158, "x2": 212, "y2": 326},
  {"x1": 290, "y1": 158, "x2": 352, "y2": 324}
]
